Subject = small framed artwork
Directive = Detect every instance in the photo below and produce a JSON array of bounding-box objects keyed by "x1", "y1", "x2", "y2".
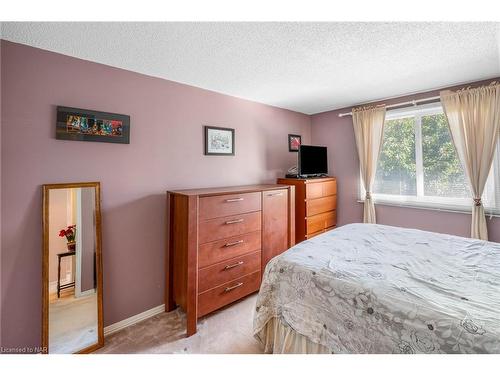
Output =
[
  {"x1": 56, "y1": 106, "x2": 130, "y2": 144},
  {"x1": 288, "y1": 134, "x2": 301, "y2": 152},
  {"x1": 204, "y1": 126, "x2": 235, "y2": 156}
]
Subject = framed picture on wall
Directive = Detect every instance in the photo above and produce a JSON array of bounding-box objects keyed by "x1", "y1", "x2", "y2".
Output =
[
  {"x1": 56, "y1": 106, "x2": 130, "y2": 144},
  {"x1": 288, "y1": 134, "x2": 301, "y2": 152},
  {"x1": 204, "y1": 126, "x2": 235, "y2": 156}
]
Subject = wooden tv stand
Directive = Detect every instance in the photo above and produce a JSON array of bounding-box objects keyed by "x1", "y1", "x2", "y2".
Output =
[{"x1": 277, "y1": 177, "x2": 337, "y2": 243}]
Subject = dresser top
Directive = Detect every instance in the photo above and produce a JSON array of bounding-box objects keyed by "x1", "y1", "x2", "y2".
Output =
[
  {"x1": 167, "y1": 184, "x2": 292, "y2": 197},
  {"x1": 277, "y1": 176, "x2": 336, "y2": 183}
]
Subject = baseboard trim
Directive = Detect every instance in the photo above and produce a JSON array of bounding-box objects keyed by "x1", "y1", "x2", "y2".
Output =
[
  {"x1": 77, "y1": 288, "x2": 96, "y2": 298},
  {"x1": 49, "y1": 278, "x2": 72, "y2": 294},
  {"x1": 104, "y1": 304, "x2": 165, "y2": 337}
]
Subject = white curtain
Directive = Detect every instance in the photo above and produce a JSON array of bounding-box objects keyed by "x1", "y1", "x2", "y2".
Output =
[
  {"x1": 440, "y1": 82, "x2": 500, "y2": 240},
  {"x1": 352, "y1": 105, "x2": 386, "y2": 223}
]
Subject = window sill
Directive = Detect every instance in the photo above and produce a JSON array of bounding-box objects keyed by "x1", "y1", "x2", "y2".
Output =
[{"x1": 357, "y1": 199, "x2": 500, "y2": 218}]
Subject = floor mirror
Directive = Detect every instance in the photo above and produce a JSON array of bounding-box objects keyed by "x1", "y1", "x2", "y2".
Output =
[{"x1": 42, "y1": 182, "x2": 103, "y2": 353}]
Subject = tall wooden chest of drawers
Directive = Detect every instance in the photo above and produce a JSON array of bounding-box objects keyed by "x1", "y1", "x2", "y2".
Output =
[
  {"x1": 277, "y1": 177, "x2": 337, "y2": 243},
  {"x1": 166, "y1": 184, "x2": 295, "y2": 336}
]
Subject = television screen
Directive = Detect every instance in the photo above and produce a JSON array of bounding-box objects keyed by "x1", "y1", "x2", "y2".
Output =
[{"x1": 298, "y1": 145, "x2": 328, "y2": 176}]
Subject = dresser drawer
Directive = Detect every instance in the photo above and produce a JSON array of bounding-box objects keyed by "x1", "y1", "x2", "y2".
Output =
[
  {"x1": 306, "y1": 210, "x2": 337, "y2": 234},
  {"x1": 197, "y1": 271, "x2": 261, "y2": 317},
  {"x1": 305, "y1": 226, "x2": 336, "y2": 240},
  {"x1": 305, "y1": 195, "x2": 337, "y2": 216},
  {"x1": 198, "y1": 231, "x2": 261, "y2": 269},
  {"x1": 198, "y1": 251, "x2": 261, "y2": 293},
  {"x1": 199, "y1": 211, "x2": 261, "y2": 244},
  {"x1": 199, "y1": 192, "x2": 261, "y2": 220},
  {"x1": 323, "y1": 180, "x2": 337, "y2": 196},
  {"x1": 306, "y1": 180, "x2": 337, "y2": 200}
]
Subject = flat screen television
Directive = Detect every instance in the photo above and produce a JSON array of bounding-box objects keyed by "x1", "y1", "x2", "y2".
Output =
[{"x1": 298, "y1": 145, "x2": 328, "y2": 177}]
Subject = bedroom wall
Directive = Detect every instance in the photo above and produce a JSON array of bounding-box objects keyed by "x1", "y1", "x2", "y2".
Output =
[
  {"x1": 311, "y1": 77, "x2": 500, "y2": 243},
  {"x1": 48, "y1": 189, "x2": 72, "y2": 285},
  {"x1": 0, "y1": 40, "x2": 311, "y2": 351}
]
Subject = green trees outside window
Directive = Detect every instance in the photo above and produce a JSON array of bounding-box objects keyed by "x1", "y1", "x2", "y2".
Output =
[
  {"x1": 422, "y1": 113, "x2": 469, "y2": 198},
  {"x1": 373, "y1": 109, "x2": 469, "y2": 199}
]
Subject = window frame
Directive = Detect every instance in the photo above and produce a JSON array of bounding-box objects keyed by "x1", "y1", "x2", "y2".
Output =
[{"x1": 359, "y1": 102, "x2": 500, "y2": 215}]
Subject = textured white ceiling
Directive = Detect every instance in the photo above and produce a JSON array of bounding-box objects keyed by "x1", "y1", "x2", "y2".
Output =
[{"x1": 1, "y1": 22, "x2": 499, "y2": 114}]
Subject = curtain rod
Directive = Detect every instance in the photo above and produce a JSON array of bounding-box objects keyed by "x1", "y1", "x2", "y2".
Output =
[{"x1": 337, "y1": 95, "x2": 441, "y2": 117}]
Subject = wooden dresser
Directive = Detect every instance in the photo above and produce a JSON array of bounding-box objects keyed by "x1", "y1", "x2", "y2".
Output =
[
  {"x1": 166, "y1": 184, "x2": 295, "y2": 336},
  {"x1": 277, "y1": 177, "x2": 337, "y2": 243}
]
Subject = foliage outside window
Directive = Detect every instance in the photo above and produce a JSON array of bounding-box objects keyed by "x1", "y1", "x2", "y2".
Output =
[{"x1": 361, "y1": 103, "x2": 500, "y2": 213}]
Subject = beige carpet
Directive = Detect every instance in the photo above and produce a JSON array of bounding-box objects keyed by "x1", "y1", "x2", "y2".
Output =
[
  {"x1": 96, "y1": 294, "x2": 263, "y2": 354},
  {"x1": 49, "y1": 293, "x2": 98, "y2": 353}
]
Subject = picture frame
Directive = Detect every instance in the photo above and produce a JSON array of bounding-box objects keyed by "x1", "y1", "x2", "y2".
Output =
[
  {"x1": 204, "y1": 126, "x2": 235, "y2": 156},
  {"x1": 56, "y1": 106, "x2": 130, "y2": 144},
  {"x1": 288, "y1": 134, "x2": 302, "y2": 152}
]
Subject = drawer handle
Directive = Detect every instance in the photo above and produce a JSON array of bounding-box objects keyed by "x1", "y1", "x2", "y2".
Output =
[
  {"x1": 224, "y1": 261, "x2": 244, "y2": 270},
  {"x1": 267, "y1": 192, "x2": 283, "y2": 197},
  {"x1": 224, "y1": 239, "x2": 244, "y2": 247},
  {"x1": 225, "y1": 198, "x2": 244, "y2": 202},
  {"x1": 224, "y1": 282, "x2": 244, "y2": 292},
  {"x1": 225, "y1": 218, "x2": 244, "y2": 225}
]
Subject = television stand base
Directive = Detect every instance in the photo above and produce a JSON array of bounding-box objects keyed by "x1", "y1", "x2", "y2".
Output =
[{"x1": 284, "y1": 174, "x2": 329, "y2": 179}]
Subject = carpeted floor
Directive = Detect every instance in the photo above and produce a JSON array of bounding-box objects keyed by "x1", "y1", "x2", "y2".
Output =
[
  {"x1": 96, "y1": 294, "x2": 263, "y2": 354},
  {"x1": 50, "y1": 293, "x2": 98, "y2": 354}
]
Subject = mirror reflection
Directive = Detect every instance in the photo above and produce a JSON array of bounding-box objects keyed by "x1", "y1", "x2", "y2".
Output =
[{"x1": 45, "y1": 185, "x2": 101, "y2": 353}]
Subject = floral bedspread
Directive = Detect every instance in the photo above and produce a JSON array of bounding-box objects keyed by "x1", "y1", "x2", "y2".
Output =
[{"x1": 253, "y1": 223, "x2": 500, "y2": 353}]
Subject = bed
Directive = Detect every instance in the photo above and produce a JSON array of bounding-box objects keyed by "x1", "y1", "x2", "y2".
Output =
[{"x1": 253, "y1": 223, "x2": 500, "y2": 354}]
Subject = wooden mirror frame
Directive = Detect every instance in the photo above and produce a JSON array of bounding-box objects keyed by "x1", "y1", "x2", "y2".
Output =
[{"x1": 42, "y1": 182, "x2": 104, "y2": 354}]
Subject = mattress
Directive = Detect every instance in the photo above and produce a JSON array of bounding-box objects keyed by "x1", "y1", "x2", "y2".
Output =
[{"x1": 253, "y1": 223, "x2": 500, "y2": 353}]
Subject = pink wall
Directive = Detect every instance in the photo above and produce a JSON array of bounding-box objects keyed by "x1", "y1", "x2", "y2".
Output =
[
  {"x1": 311, "y1": 77, "x2": 500, "y2": 242},
  {"x1": 48, "y1": 189, "x2": 72, "y2": 284},
  {"x1": 0, "y1": 40, "x2": 311, "y2": 350}
]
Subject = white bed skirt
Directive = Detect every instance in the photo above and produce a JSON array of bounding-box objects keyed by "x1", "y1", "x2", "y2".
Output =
[{"x1": 254, "y1": 317, "x2": 332, "y2": 354}]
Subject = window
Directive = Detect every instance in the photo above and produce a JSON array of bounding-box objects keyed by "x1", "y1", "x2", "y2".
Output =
[{"x1": 361, "y1": 103, "x2": 500, "y2": 213}]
